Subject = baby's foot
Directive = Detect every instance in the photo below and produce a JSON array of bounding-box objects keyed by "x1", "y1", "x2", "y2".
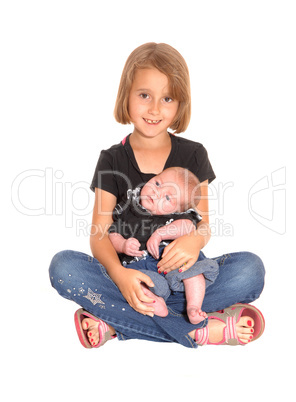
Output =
[
  {"x1": 141, "y1": 284, "x2": 169, "y2": 317},
  {"x1": 187, "y1": 306, "x2": 208, "y2": 325},
  {"x1": 82, "y1": 318, "x2": 115, "y2": 347}
]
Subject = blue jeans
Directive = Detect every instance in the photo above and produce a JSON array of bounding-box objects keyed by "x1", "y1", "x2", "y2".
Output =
[
  {"x1": 49, "y1": 250, "x2": 265, "y2": 348},
  {"x1": 125, "y1": 249, "x2": 219, "y2": 300}
]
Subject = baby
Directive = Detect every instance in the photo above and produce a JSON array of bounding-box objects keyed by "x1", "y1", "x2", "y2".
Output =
[{"x1": 109, "y1": 167, "x2": 219, "y2": 324}]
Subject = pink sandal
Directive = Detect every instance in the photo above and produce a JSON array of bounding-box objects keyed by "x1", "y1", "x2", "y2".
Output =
[
  {"x1": 74, "y1": 308, "x2": 116, "y2": 349},
  {"x1": 195, "y1": 303, "x2": 265, "y2": 346}
]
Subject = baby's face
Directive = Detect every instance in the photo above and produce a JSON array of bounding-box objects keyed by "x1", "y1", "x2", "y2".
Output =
[{"x1": 140, "y1": 170, "x2": 185, "y2": 215}]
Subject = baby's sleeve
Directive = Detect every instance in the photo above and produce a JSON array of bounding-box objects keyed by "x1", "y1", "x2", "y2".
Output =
[{"x1": 172, "y1": 209, "x2": 202, "y2": 229}]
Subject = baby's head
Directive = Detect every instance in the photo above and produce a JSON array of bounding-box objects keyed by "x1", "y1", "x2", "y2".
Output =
[
  {"x1": 140, "y1": 167, "x2": 200, "y2": 215},
  {"x1": 114, "y1": 42, "x2": 191, "y2": 133}
]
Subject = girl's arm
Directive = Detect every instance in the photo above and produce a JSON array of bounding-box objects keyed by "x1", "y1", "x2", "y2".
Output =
[
  {"x1": 90, "y1": 188, "x2": 155, "y2": 315},
  {"x1": 157, "y1": 180, "x2": 211, "y2": 274},
  {"x1": 146, "y1": 219, "x2": 195, "y2": 259}
]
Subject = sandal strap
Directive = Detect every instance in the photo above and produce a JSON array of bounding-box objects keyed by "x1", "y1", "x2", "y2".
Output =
[
  {"x1": 97, "y1": 320, "x2": 115, "y2": 347},
  {"x1": 195, "y1": 326, "x2": 209, "y2": 345},
  {"x1": 225, "y1": 316, "x2": 240, "y2": 345},
  {"x1": 195, "y1": 311, "x2": 241, "y2": 346}
]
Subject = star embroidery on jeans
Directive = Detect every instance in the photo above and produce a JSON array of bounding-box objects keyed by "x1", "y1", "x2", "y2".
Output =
[{"x1": 83, "y1": 288, "x2": 105, "y2": 306}]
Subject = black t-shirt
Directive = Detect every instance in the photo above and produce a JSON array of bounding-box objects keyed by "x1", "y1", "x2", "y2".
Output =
[{"x1": 91, "y1": 134, "x2": 216, "y2": 203}]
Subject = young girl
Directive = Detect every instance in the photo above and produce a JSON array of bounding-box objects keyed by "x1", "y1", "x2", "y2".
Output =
[{"x1": 49, "y1": 42, "x2": 265, "y2": 348}]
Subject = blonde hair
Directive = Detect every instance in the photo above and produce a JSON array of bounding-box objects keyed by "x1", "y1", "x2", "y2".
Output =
[{"x1": 114, "y1": 42, "x2": 191, "y2": 133}]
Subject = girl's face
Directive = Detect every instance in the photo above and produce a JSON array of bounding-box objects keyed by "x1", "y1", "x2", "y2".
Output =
[
  {"x1": 128, "y1": 68, "x2": 179, "y2": 139},
  {"x1": 140, "y1": 170, "x2": 184, "y2": 215}
]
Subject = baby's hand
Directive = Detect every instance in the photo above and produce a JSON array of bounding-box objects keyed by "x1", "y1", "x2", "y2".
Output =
[
  {"x1": 123, "y1": 238, "x2": 144, "y2": 257},
  {"x1": 147, "y1": 231, "x2": 162, "y2": 259}
]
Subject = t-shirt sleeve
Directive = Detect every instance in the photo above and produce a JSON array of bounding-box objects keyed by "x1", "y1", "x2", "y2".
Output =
[
  {"x1": 90, "y1": 150, "x2": 119, "y2": 197},
  {"x1": 194, "y1": 145, "x2": 216, "y2": 184}
]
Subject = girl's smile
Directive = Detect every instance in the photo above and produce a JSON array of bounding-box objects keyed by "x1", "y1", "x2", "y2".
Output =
[
  {"x1": 128, "y1": 68, "x2": 179, "y2": 139},
  {"x1": 143, "y1": 118, "x2": 162, "y2": 125}
]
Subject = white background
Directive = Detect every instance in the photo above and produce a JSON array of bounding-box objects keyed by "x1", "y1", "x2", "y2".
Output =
[{"x1": 2, "y1": 1, "x2": 295, "y2": 401}]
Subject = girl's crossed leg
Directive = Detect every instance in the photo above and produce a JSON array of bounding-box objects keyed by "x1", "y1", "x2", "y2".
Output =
[{"x1": 49, "y1": 250, "x2": 265, "y2": 348}]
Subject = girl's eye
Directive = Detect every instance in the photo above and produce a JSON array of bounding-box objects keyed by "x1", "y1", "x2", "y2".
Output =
[
  {"x1": 164, "y1": 97, "x2": 173, "y2": 103},
  {"x1": 140, "y1": 93, "x2": 149, "y2": 99}
]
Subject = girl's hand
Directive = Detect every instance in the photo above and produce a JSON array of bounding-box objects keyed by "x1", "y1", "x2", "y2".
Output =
[
  {"x1": 123, "y1": 238, "x2": 144, "y2": 257},
  {"x1": 146, "y1": 232, "x2": 162, "y2": 259},
  {"x1": 157, "y1": 234, "x2": 201, "y2": 274},
  {"x1": 115, "y1": 268, "x2": 156, "y2": 316},
  {"x1": 157, "y1": 223, "x2": 211, "y2": 274}
]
